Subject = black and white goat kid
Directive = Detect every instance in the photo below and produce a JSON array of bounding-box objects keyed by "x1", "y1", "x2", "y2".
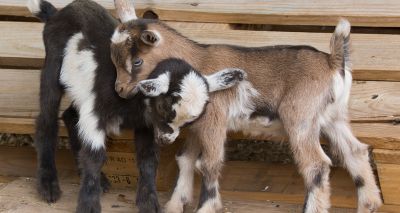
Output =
[
  {"x1": 138, "y1": 59, "x2": 246, "y2": 145},
  {"x1": 28, "y1": 0, "x2": 244, "y2": 212}
]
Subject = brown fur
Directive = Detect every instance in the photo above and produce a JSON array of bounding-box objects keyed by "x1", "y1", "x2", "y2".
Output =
[{"x1": 110, "y1": 18, "x2": 381, "y2": 213}]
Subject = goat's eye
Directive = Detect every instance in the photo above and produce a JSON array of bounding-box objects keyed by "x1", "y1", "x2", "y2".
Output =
[{"x1": 133, "y1": 58, "x2": 143, "y2": 66}]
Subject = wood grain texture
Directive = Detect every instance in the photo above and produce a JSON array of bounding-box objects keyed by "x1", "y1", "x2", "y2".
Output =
[
  {"x1": 1, "y1": 69, "x2": 399, "y2": 122},
  {"x1": 374, "y1": 149, "x2": 400, "y2": 165},
  {"x1": 2, "y1": 0, "x2": 400, "y2": 27},
  {"x1": 376, "y1": 163, "x2": 400, "y2": 205},
  {"x1": 0, "y1": 146, "x2": 372, "y2": 210},
  {"x1": 0, "y1": 178, "x2": 360, "y2": 213},
  {"x1": 1, "y1": 21, "x2": 400, "y2": 81}
]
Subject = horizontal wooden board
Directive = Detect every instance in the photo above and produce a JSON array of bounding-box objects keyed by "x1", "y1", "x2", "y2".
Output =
[
  {"x1": 0, "y1": 145, "x2": 374, "y2": 209},
  {"x1": 1, "y1": 22, "x2": 400, "y2": 81},
  {"x1": 376, "y1": 163, "x2": 400, "y2": 205},
  {"x1": 374, "y1": 149, "x2": 400, "y2": 165},
  {"x1": 1, "y1": 69, "x2": 399, "y2": 122},
  {"x1": 2, "y1": 0, "x2": 400, "y2": 27}
]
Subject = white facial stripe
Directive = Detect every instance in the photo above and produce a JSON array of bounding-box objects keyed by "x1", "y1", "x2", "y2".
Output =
[
  {"x1": 111, "y1": 29, "x2": 130, "y2": 44},
  {"x1": 171, "y1": 71, "x2": 209, "y2": 128},
  {"x1": 60, "y1": 32, "x2": 105, "y2": 150},
  {"x1": 125, "y1": 56, "x2": 132, "y2": 73}
]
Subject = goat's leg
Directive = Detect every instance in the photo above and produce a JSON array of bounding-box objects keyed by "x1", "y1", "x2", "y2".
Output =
[
  {"x1": 195, "y1": 132, "x2": 226, "y2": 213},
  {"x1": 322, "y1": 120, "x2": 382, "y2": 213},
  {"x1": 62, "y1": 105, "x2": 110, "y2": 192},
  {"x1": 283, "y1": 117, "x2": 332, "y2": 213},
  {"x1": 134, "y1": 127, "x2": 161, "y2": 213},
  {"x1": 165, "y1": 136, "x2": 201, "y2": 213},
  {"x1": 76, "y1": 146, "x2": 106, "y2": 213},
  {"x1": 35, "y1": 54, "x2": 63, "y2": 203}
]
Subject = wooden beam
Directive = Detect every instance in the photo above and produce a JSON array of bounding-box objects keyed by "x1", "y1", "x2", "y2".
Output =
[
  {"x1": 2, "y1": 0, "x2": 400, "y2": 27},
  {"x1": 0, "y1": 145, "x2": 369, "y2": 209},
  {"x1": 1, "y1": 22, "x2": 400, "y2": 81},
  {"x1": 374, "y1": 149, "x2": 400, "y2": 165},
  {"x1": 376, "y1": 163, "x2": 400, "y2": 205},
  {"x1": 1, "y1": 69, "x2": 399, "y2": 122}
]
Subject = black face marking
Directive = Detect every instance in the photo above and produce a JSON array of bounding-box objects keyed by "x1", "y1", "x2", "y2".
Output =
[
  {"x1": 354, "y1": 176, "x2": 365, "y2": 188},
  {"x1": 250, "y1": 104, "x2": 278, "y2": 120},
  {"x1": 198, "y1": 179, "x2": 217, "y2": 209}
]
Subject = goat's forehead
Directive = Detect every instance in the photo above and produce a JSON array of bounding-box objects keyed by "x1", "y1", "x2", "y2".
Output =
[{"x1": 111, "y1": 29, "x2": 130, "y2": 44}]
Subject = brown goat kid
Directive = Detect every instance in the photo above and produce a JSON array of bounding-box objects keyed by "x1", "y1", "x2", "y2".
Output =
[{"x1": 111, "y1": 2, "x2": 382, "y2": 213}]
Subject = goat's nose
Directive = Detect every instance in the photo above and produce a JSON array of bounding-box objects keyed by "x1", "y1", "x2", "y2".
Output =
[{"x1": 115, "y1": 83, "x2": 124, "y2": 94}]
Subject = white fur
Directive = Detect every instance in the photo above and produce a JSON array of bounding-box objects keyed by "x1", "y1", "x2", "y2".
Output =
[
  {"x1": 27, "y1": 0, "x2": 41, "y2": 15},
  {"x1": 125, "y1": 56, "x2": 133, "y2": 73},
  {"x1": 226, "y1": 81, "x2": 286, "y2": 138},
  {"x1": 106, "y1": 116, "x2": 122, "y2": 135},
  {"x1": 60, "y1": 32, "x2": 106, "y2": 150},
  {"x1": 111, "y1": 30, "x2": 130, "y2": 44},
  {"x1": 138, "y1": 72, "x2": 170, "y2": 96},
  {"x1": 114, "y1": 0, "x2": 138, "y2": 22},
  {"x1": 205, "y1": 68, "x2": 246, "y2": 92},
  {"x1": 170, "y1": 71, "x2": 209, "y2": 128},
  {"x1": 165, "y1": 155, "x2": 196, "y2": 213},
  {"x1": 335, "y1": 19, "x2": 351, "y2": 37}
]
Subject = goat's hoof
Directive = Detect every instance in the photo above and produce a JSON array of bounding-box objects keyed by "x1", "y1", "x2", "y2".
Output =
[
  {"x1": 76, "y1": 201, "x2": 101, "y2": 213},
  {"x1": 37, "y1": 169, "x2": 61, "y2": 203},
  {"x1": 100, "y1": 172, "x2": 111, "y2": 193},
  {"x1": 164, "y1": 200, "x2": 184, "y2": 213},
  {"x1": 137, "y1": 192, "x2": 161, "y2": 213}
]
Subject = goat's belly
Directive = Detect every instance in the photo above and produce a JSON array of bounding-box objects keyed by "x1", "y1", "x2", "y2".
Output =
[{"x1": 228, "y1": 116, "x2": 286, "y2": 139}]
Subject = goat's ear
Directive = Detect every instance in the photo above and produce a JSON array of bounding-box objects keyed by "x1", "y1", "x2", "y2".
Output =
[
  {"x1": 205, "y1": 68, "x2": 247, "y2": 92},
  {"x1": 140, "y1": 30, "x2": 161, "y2": 46},
  {"x1": 137, "y1": 72, "x2": 170, "y2": 97},
  {"x1": 114, "y1": 0, "x2": 138, "y2": 23}
]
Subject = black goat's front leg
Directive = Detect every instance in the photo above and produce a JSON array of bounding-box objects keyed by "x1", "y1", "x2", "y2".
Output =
[
  {"x1": 134, "y1": 128, "x2": 161, "y2": 213},
  {"x1": 35, "y1": 54, "x2": 63, "y2": 203},
  {"x1": 62, "y1": 106, "x2": 110, "y2": 193},
  {"x1": 76, "y1": 146, "x2": 107, "y2": 213}
]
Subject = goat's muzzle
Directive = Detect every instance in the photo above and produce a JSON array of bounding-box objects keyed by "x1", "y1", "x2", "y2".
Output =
[{"x1": 115, "y1": 81, "x2": 138, "y2": 99}]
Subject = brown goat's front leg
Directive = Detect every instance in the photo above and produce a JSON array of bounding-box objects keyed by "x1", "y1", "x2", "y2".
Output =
[
  {"x1": 322, "y1": 120, "x2": 382, "y2": 213},
  {"x1": 195, "y1": 131, "x2": 226, "y2": 213},
  {"x1": 165, "y1": 136, "x2": 201, "y2": 213},
  {"x1": 284, "y1": 119, "x2": 332, "y2": 213}
]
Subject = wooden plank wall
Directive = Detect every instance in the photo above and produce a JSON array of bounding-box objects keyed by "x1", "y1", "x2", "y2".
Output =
[{"x1": 0, "y1": 0, "x2": 400, "y2": 211}]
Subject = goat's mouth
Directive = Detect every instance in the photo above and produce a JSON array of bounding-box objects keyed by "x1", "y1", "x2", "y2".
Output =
[{"x1": 115, "y1": 83, "x2": 140, "y2": 99}]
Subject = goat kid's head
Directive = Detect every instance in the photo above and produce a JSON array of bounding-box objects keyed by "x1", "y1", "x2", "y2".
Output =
[
  {"x1": 137, "y1": 59, "x2": 246, "y2": 145},
  {"x1": 111, "y1": 0, "x2": 193, "y2": 98}
]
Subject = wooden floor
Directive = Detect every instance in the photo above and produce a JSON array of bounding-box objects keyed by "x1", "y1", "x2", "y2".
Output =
[{"x1": 0, "y1": 177, "x2": 355, "y2": 213}]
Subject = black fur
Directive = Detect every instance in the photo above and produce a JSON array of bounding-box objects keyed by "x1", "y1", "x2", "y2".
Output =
[
  {"x1": 250, "y1": 104, "x2": 279, "y2": 121},
  {"x1": 34, "y1": 0, "x2": 160, "y2": 212},
  {"x1": 354, "y1": 176, "x2": 365, "y2": 188},
  {"x1": 198, "y1": 178, "x2": 217, "y2": 209},
  {"x1": 35, "y1": 0, "x2": 57, "y2": 22}
]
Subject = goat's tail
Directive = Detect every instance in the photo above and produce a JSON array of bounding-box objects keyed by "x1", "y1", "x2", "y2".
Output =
[
  {"x1": 27, "y1": 0, "x2": 57, "y2": 22},
  {"x1": 329, "y1": 19, "x2": 351, "y2": 72}
]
